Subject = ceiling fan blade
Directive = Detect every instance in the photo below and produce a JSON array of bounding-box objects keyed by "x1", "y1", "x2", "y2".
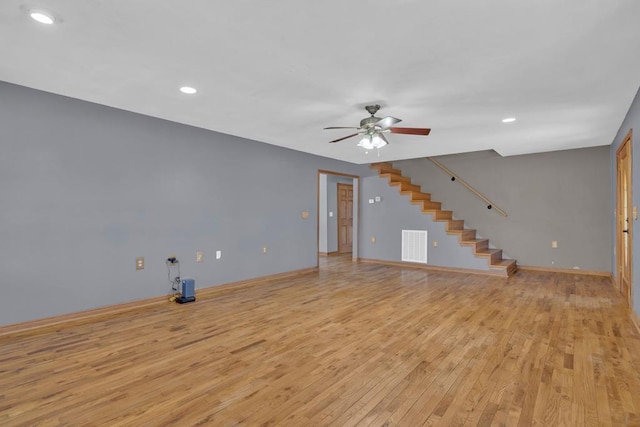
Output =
[
  {"x1": 324, "y1": 126, "x2": 359, "y2": 130},
  {"x1": 389, "y1": 127, "x2": 431, "y2": 136},
  {"x1": 376, "y1": 116, "x2": 402, "y2": 129},
  {"x1": 329, "y1": 133, "x2": 360, "y2": 143}
]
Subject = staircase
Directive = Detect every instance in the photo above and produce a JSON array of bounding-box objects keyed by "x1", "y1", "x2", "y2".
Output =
[{"x1": 371, "y1": 162, "x2": 517, "y2": 277}]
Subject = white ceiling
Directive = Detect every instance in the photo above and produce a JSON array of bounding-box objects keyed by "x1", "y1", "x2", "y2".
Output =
[{"x1": 1, "y1": 1, "x2": 639, "y2": 164}]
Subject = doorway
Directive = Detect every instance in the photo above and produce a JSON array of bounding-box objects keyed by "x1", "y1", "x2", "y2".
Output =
[
  {"x1": 318, "y1": 171, "x2": 359, "y2": 262},
  {"x1": 616, "y1": 130, "x2": 633, "y2": 306}
]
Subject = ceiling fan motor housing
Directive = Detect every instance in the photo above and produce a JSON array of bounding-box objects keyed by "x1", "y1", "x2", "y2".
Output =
[{"x1": 360, "y1": 116, "x2": 382, "y2": 130}]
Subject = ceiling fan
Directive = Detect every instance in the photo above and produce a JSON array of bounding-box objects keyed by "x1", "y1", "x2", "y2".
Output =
[{"x1": 324, "y1": 104, "x2": 431, "y2": 150}]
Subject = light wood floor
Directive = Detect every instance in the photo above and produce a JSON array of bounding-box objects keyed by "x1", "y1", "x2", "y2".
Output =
[{"x1": 2, "y1": 257, "x2": 640, "y2": 426}]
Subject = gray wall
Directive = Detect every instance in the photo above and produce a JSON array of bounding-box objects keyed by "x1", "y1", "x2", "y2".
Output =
[
  {"x1": 358, "y1": 171, "x2": 492, "y2": 270},
  {"x1": 610, "y1": 86, "x2": 640, "y2": 317},
  {"x1": 393, "y1": 147, "x2": 612, "y2": 272},
  {"x1": 0, "y1": 82, "x2": 367, "y2": 326}
]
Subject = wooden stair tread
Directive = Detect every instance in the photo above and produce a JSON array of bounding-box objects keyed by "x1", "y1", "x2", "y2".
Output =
[
  {"x1": 476, "y1": 248, "x2": 501, "y2": 255},
  {"x1": 381, "y1": 173, "x2": 411, "y2": 183},
  {"x1": 371, "y1": 163, "x2": 402, "y2": 175},
  {"x1": 434, "y1": 210, "x2": 453, "y2": 220},
  {"x1": 421, "y1": 203, "x2": 443, "y2": 211},
  {"x1": 407, "y1": 192, "x2": 431, "y2": 200},
  {"x1": 447, "y1": 220, "x2": 465, "y2": 230},
  {"x1": 490, "y1": 259, "x2": 517, "y2": 269},
  {"x1": 392, "y1": 182, "x2": 422, "y2": 192},
  {"x1": 447, "y1": 228, "x2": 475, "y2": 235},
  {"x1": 460, "y1": 239, "x2": 488, "y2": 245}
]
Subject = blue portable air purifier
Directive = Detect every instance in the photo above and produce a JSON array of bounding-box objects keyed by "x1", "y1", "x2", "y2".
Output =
[{"x1": 176, "y1": 278, "x2": 196, "y2": 304}]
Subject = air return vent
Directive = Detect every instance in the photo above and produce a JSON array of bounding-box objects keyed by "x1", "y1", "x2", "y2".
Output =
[{"x1": 402, "y1": 230, "x2": 428, "y2": 264}]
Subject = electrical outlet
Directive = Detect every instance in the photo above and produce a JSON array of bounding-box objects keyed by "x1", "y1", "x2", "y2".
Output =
[
  {"x1": 371, "y1": 236, "x2": 376, "y2": 243},
  {"x1": 263, "y1": 246, "x2": 267, "y2": 254},
  {"x1": 551, "y1": 240, "x2": 558, "y2": 249},
  {"x1": 196, "y1": 251, "x2": 204, "y2": 263},
  {"x1": 216, "y1": 250, "x2": 221, "y2": 259},
  {"x1": 136, "y1": 256, "x2": 144, "y2": 270},
  {"x1": 433, "y1": 240, "x2": 438, "y2": 247},
  {"x1": 302, "y1": 211, "x2": 309, "y2": 219}
]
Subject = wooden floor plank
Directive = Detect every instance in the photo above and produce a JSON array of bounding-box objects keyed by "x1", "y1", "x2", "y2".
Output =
[{"x1": 1, "y1": 257, "x2": 640, "y2": 426}]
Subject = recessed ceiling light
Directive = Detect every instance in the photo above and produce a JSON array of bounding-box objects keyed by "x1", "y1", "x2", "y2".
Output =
[
  {"x1": 180, "y1": 86, "x2": 197, "y2": 95},
  {"x1": 30, "y1": 11, "x2": 55, "y2": 24},
  {"x1": 502, "y1": 117, "x2": 516, "y2": 123}
]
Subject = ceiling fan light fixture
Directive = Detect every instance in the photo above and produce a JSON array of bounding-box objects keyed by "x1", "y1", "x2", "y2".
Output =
[
  {"x1": 358, "y1": 135, "x2": 374, "y2": 150},
  {"x1": 358, "y1": 133, "x2": 387, "y2": 150},
  {"x1": 371, "y1": 134, "x2": 387, "y2": 148}
]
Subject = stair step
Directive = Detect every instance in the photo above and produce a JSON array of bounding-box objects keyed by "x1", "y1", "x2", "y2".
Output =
[
  {"x1": 392, "y1": 181, "x2": 422, "y2": 192},
  {"x1": 490, "y1": 259, "x2": 518, "y2": 273},
  {"x1": 420, "y1": 201, "x2": 442, "y2": 211},
  {"x1": 447, "y1": 220, "x2": 465, "y2": 231},
  {"x1": 434, "y1": 210, "x2": 453, "y2": 221},
  {"x1": 476, "y1": 248, "x2": 503, "y2": 264},
  {"x1": 381, "y1": 173, "x2": 411, "y2": 183},
  {"x1": 461, "y1": 239, "x2": 489, "y2": 250},
  {"x1": 371, "y1": 163, "x2": 402, "y2": 175},
  {"x1": 409, "y1": 192, "x2": 432, "y2": 201},
  {"x1": 371, "y1": 162, "x2": 393, "y2": 168},
  {"x1": 447, "y1": 229, "x2": 476, "y2": 241}
]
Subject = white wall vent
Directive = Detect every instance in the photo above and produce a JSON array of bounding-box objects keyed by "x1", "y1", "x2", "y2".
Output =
[{"x1": 402, "y1": 230, "x2": 428, "y2": 264}]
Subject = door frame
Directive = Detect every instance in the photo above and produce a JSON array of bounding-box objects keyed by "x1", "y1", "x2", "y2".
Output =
[
  {"x1": 317, "y1": 170, "x2": 359, "y2": 265},
  {"x1": 616, "y1": 129, "x2": 633, "y2": 307}
]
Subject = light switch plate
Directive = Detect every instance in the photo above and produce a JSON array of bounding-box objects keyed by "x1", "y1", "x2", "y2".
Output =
[
  {"x1": 216, "y1": 250, "x2": 221, "y2": 259},
  {"x1": 302, "y1": 211, "x2": 309, "y2": 219},
  {"x1": 196, "y1": 251, "x2": 204, "y2": 263}
]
